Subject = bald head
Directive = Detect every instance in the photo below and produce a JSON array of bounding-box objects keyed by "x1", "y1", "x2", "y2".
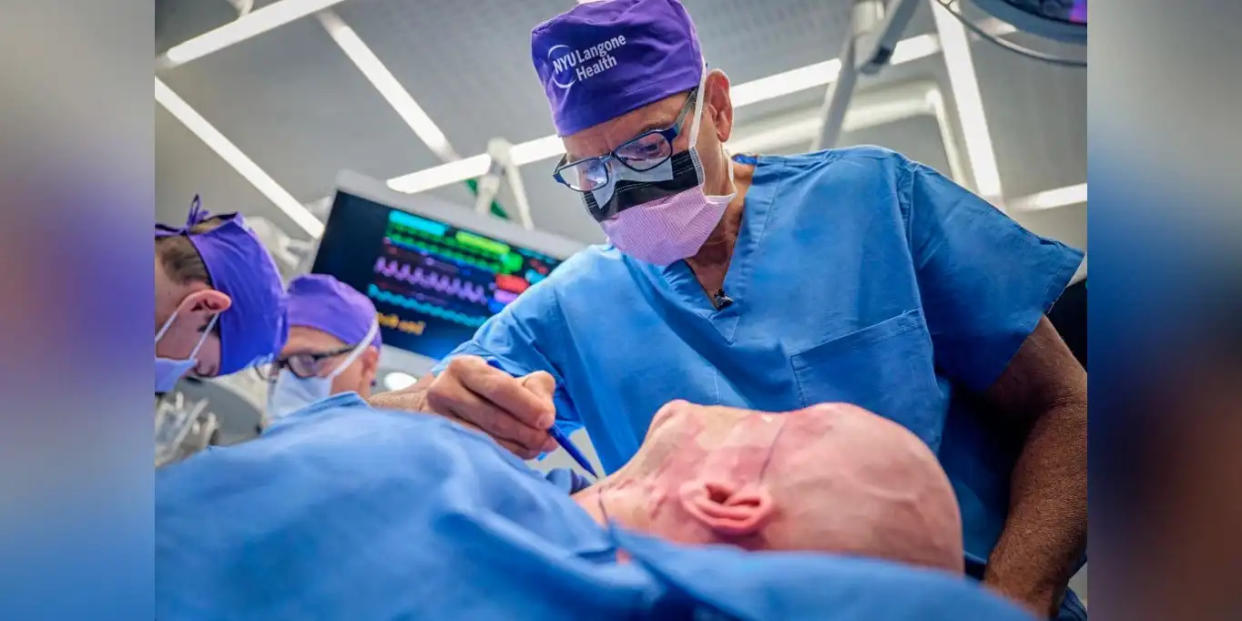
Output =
[{"x1": 573, "y1": 401, "x2": 963, "y2": 573}]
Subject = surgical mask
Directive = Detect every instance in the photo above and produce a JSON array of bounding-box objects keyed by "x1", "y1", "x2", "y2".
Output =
[
  {"x1": 155, "y1": 309, "x2": 218, "y2": 394},
  {"x1": 266, "y1": 320, "x2": 377, "y2": 421},
  {"x1": 598, "y1": 72, "x2": 736, "y2": 265}
]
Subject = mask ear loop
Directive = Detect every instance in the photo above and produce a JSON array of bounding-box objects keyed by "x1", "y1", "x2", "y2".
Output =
[
  {"x1": 687, "y1": 63, "x2": 708, "y2": 151},
  {"x1": 326, "y1": 318, "x2": 379, "y2": 380},
  {"x1": 186, "y1": 313, "x2": 219, "y2": 360},
  {"x1": 155, "y1": 308, "x2": 180, "y2": 345},
  {"x1": 687, "y1": 63, "x2": 737, "y2": 197}
]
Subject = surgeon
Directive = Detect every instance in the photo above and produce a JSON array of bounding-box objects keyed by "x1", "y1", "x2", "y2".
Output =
[
  {"x1": 265, "y1": 274, "x2": 381, "y2": 420},
  {"x1": 370, "y1": 1, "x2": 1087, "y2": 618},
  {"x1": 155, "y1": 197, "x2": 287, "y2": 394},
  {"x1": 157, "y1": 394, "x2": 1032, "y2": 620}
]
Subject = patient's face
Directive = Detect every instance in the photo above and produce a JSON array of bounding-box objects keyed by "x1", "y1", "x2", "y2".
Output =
[{"x1": 575, "y1": 401, "x2": 963, "y2": 572}]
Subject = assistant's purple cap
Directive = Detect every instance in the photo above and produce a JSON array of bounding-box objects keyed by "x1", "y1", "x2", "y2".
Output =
[
  {"x1": 531, "y1": 0, "x2": 703, "y2": 136},
  {"x1": 286, "y1": 274, "x2": 381, "y2": 350},
  {"x1": 156, "y1": 197, "x2": 288, "y2": 375}
]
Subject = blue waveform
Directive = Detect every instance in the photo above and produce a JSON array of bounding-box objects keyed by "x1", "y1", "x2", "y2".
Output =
[{"x1": 367, "y1": 284, "x2": 488, "y2": 328}]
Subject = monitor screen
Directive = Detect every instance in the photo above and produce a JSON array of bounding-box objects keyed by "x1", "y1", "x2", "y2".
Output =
[{"x1": 311, "y1": 185, "x2": 573, "y2": 362}]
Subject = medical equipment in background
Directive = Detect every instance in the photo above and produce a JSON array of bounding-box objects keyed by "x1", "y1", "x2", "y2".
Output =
[
  {"x1": 156, "y1": 375, "x2": 269, "y2": 466},
  {"x1": 155, "y1": 391, "x2": 218, "y2": 467},
  {"x1": 473, "y1": 138, "x2": 535, "y2": 231},
  {"x1": 814, "y1": 0, "x2": 1086, "y2": 150},
  {"x1": 309, "y1": 170, "x2": 584, "y2": 381},
  {"x1": 935, "y1": 0, "x2": 1086, "y2": 66},
  {"x1": 967, "y1": 0, "x2": 1085, "y2": 43},
  {"x1": 244, "y1": 214, "x2": 317, "y2": 280}
]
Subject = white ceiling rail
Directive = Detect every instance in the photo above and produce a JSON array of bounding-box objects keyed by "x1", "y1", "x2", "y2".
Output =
[
  {"x1": 316, "y1": 10, "x2": 459, "y2": 162},
  {"x1": 158, "y1": 0, "x2": 351, "y2": 68},
  {"x1": 730, "y1": 81, "x2": 968, "y2": 185},
  {"x1": 1007, "y1": 183, "x2": 1087, "y2": 212},
  {"x1": 923, "y1": 87, "x2": 968, "y2": 188},
  {"x1": 930, "y1": 0, "x2": 1002, "y2": 202},
  {"x1": 155, "y1": 77, "x2": 325, "y2": 238},
  {"x1": 310, "y1": 10, "x2": 541, "y2": 218},
  {"x1": 811, "y1": 0, "x2": 920, "y2": 150}
]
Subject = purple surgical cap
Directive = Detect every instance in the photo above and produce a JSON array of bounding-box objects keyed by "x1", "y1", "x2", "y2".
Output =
[
  {"x1": 531, "y1": 0, "x2": 703, "y2": 136},
  {"x1": 156, "y1": 197, "x2": 288, "y2": 375},
  {"x1": 286, "y1": 274, "x2": 381, "y2": 350}
]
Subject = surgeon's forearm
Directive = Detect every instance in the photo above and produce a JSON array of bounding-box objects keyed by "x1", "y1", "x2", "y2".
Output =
[{"x1": 983, "y1": 396, "x2": 1087, "y2": 618}]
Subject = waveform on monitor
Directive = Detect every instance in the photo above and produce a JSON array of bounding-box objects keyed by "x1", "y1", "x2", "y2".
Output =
[
  {"x1": 373, "y1": 257, "x2": 489, "y2": 304},
  {"x1": 382, "y1": 234, "x2": 505, "y2": 273},
  {"x1": 383, "y1": 223, "x2": 525, "y2": 274},
  {"x1": 367, "y1": 284, "x2": 489, "y2": 328}
]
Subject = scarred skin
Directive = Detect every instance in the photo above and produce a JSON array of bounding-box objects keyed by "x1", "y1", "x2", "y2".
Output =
[{"x1": 571, "y1": 400, "x2": 964, "y2": 573}]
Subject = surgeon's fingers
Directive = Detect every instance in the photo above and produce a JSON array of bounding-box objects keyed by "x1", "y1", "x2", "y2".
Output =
[
  {"x1": 520, "y1": 371, "x2": 556, "y2": 400},
  {"x1": 461, "y1": 364, "x2": 557, "y2": 431},
  {"x1": 519, "y1": 372, "x2": 561, "y2": 452},
  {"x1": 436, "y1": 380, "x2": 550, "y2": 457}
]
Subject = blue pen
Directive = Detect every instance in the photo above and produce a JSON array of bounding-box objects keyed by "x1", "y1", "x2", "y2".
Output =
[{"x1": 484, "y1": 358, "x2": 598, "y2": 477}]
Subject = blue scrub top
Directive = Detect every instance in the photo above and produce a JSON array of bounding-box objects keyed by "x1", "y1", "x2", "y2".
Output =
[
  {"x1": 156, "y1": 395, "x2": 1032, "y2": 620},
  {"x1": 434, "y1": 147, "x2": 1083, "y2": 565}
]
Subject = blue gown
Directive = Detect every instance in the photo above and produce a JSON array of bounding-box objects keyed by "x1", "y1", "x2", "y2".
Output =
[
  {"x1": 434, "y1": 147, "x2": 1083, "y2": 576},
  {"x1": 155, "y1": 394, "x2": 1032, "y2": 620}
]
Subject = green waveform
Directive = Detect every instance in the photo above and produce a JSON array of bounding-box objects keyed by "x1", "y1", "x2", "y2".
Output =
[
  {"x1": 385, "y1": 233, "x2": 526, "y2": 275},
  {"x1": 501, "y1": 252, "x2": 523, "y2": 273},
  {"x1": 454, "y1": 231, "x2": 510, "y2": 257},
  {"x1": 367, "y1": 284, "x2": 487, "y2": 328}
]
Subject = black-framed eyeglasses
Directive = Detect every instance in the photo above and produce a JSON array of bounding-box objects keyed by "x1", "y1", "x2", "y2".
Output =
[
  {"x1": 552, "y1": 88, "x2": 698, "y2": 194},
  {"x1": 256, "y1": 344, "x2": 356, "y2": 381}
]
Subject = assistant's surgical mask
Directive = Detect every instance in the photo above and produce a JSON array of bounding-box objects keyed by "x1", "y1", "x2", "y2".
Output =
[
  {"x1": 155, "y1": 309, "x2": 218, "y2": 394},
  {"x1": 266, "y1": 319, "x2": 378, "y2": 421},
  {"x1": 596, "y1": 69, "x2": 736, "y2": 265}
]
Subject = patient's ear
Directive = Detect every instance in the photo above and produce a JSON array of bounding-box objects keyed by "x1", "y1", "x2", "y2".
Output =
[{"x1": 678, "y1": 479, "x2": 773, "y2": 537}]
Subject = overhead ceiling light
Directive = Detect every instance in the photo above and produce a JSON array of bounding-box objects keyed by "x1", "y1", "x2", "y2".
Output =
[
  {"x1": 1008, "y1": 183, "x2": 1086, "y2": 211},
  {"x1": 155, "y1": 77, "x2": 324, "y2": 238},
  {"x1": 160, "y1": 0, "x2": 349, "y2": 68},
  {"x1": 730, "y1": 59, "x2": 843, "y2": 108},
  {"x1": 385, "y1": 30, "x2": 944, "y2": 193},
  {"x1": 387, "y1": 154, "x2": 492, "y2": 193},
  {"x1": 931, "y1": 0, "x2": 1003, "y2": 201},
  {"x1": 510, "y1": 135, "x2": 566, "y2": 166},
  {"x1": 316, "y1": 10, "x2": 459, "y2": 162},
  {"x1": 731, "y1": 34, "x2": 941, "y2": 109}
]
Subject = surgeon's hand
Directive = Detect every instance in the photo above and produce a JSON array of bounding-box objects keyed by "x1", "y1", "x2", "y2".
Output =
[{"x1": 369, "y1": 355, "x2": 559, "y2": 459}]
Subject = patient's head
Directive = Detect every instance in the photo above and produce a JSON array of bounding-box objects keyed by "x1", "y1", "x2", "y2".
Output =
[{"x1": 572, "y1": 401, "x2": 963, "y2": 572}]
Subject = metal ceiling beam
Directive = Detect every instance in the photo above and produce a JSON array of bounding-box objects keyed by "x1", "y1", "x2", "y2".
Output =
[
  {"x1": 930, "y1": 0, "x2": 1003, "y2": 201},
  {"x1": 811, "y1": 0, "x2": 920, "y2": 151}
]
